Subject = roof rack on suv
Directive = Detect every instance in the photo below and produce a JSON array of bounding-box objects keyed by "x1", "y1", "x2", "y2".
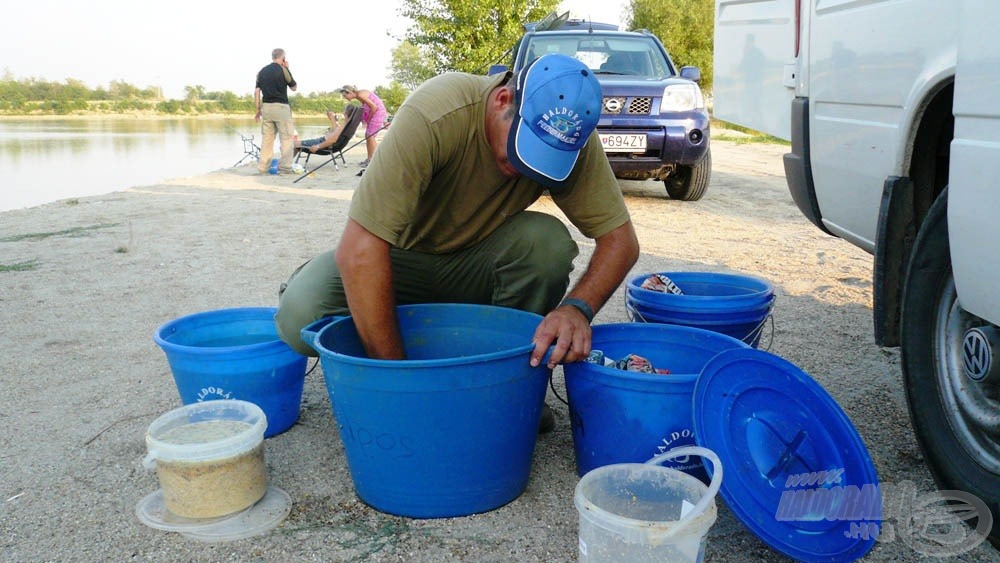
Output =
[
  {"x1": 523, "y1": 10, "x2": 570, "y2": 32},
  {"x1": 523, "y1": 11, "x2": 620, "y2": 33},
  {"x1": 560, "y1": 19, "x2": 620, "y2": 32}
]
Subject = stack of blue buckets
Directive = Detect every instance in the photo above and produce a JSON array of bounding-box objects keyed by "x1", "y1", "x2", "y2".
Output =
[
  {"x1": 567, "y1": 271, "x2": 775, "y2": 478},
  {"x1": 625, "y1": 271, "x2": 775, "y2": 348}
]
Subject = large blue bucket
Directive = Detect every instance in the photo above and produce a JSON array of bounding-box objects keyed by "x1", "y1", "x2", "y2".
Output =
[
  {"x1": 626, "y1": 272, "x2": 775, "y2": 348},
  {"x1": 300, "y1": 303, "x2": 550, "y2": 518},
  {"x1": 563, "y1": 323, "x2": 749, "y2": 478},
  {"x1": 153, "y1": 307, "x2": 308, "y2": 438}
]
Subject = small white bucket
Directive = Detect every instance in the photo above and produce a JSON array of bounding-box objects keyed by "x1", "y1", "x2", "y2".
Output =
[{"x1": 574, "y1": 446, "x2": 723, "y2": 563}]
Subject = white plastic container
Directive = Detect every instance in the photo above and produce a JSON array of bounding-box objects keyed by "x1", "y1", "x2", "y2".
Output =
[
  {"x1": 574, "y1": 446, "x2": 722, "y2": 563},
  {"x1": 143, "y1": 400, "x2": 268, "y2": 519}
]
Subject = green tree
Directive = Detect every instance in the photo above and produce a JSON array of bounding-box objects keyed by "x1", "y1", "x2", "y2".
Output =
[
  {"x1": 108, "y1": 79, "x2": 141, "y2": 100},
  {"x1": 399, "y1": 0, "x2": 559, "y2": 75},
  {"x1": 216, "y1": 91, "x2": 254, "y2": 113},
  {"x1": 26, "y1": 77, "x2": 56, "y2": 100},
  {"x1": 60, "y1": 78, "x2": 90, "y2": 102},
  {"x1": 628, "y1": 0, "x2": 714, "y2": 92},
  {"x1": 184, "y1": 85, "x2": 206, "y2": 102},
  {"x1": 390, "y1": 41, "x2": 436, "y2": 91},
  {"x1": 0, "y1": 73, "x2": 26, "y2": 109},
  {"x1": 139, "y1": 85, "x2": 161, "y2": 99},
  {"x1": 374, "y1": 82, "x2": 409, "y2": 114},
  {"x1": 289, "y1": 92, "x2": 346, "y2": 114}
]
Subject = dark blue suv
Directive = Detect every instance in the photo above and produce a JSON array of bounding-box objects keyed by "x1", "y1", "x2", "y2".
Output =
[{"x1": 492, "y1": 18, "x2": 711, "y2": 200}]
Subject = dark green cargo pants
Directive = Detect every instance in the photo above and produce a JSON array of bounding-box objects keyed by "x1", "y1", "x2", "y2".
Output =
[{"x1": 275, "y1": 211, "x2": 579, "y2": 356}]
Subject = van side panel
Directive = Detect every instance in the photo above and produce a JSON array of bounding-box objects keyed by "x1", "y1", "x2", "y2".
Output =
[
  {"x1": 949, "y1": 0, "x2": 1000, "y2": 325},
  {"x1": 808, "y1": 0, "x2": 956, "y2": 251},
  {"x1": 713, "y1": 0, "x2": 798, "y2": 139}
]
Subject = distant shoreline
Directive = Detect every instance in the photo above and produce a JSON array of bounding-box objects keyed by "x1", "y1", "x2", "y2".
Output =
[{"x1": 0, "y1": 112, "x2": 330, "y2": 121}]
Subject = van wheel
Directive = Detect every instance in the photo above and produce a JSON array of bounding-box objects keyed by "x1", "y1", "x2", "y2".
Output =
[
  {"x1": 665, "y1": 149, "x2": 711, "y2": 201},
  {"x1": 901, "y1": 188, "x2": 1000, "y2": 548}
]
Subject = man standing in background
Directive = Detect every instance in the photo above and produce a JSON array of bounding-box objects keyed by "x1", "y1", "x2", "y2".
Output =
[{"x1": 254, "y1": 48, "x2": 297, "y2": 174}]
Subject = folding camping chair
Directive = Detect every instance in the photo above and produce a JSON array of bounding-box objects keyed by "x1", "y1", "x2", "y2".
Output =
[
  {"x1": 294, "y1": 104, "x2": 363, "y2": 171},
  {"x1": 293, "y1": 116, "x2": 390, "y2": 183}
]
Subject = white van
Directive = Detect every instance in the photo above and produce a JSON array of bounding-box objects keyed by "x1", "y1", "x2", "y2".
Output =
[{"x1": 713, "y1": 0, "x2": 999, "y2": 541}]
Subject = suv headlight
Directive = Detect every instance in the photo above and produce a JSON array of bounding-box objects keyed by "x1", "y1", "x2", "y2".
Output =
[{"x1": 661, "y1": 84, "x2": 705, "y2": 112}]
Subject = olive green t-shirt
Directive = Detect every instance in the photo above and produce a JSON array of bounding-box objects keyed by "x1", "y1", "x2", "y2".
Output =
[{"x1": 349, "y1": 71, "x2": 630, "y2": 253}]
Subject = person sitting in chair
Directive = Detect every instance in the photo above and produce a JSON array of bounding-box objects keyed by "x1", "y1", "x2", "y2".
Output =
[{"x1": 297, "y1": 105, "x2": 358, "y2": 153}]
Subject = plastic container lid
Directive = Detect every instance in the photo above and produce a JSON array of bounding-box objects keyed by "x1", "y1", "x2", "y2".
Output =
[
  {"x1": 143, "y1": 400, "x2": 267, "y2": 467},
  {"x1": 135, "y1": 489, "x2": 250, "y2": 532},
  {"x1": 136, "y1": 486, "x2": 291, "y2": 542},
  {"x1": 181, "y1": 486, "x2": 291, "y2": 542},
  {"x1": 692, "y1": 348, "x2": 879, "y2": 562}
]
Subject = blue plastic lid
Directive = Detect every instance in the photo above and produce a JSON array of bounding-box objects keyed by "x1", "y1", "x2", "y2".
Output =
[{"x1": 693, "y1": 348, "x2": 880, "y2": 562}]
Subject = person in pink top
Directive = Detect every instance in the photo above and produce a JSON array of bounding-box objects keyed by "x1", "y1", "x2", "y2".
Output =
[{"x1": 338, "y1": 85, "x2": 387, "y2": 168}]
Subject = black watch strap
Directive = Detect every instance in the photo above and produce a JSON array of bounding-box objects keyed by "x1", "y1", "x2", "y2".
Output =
[{"x1": 560, "y1": 297, "x2": 595, "y2": 323}]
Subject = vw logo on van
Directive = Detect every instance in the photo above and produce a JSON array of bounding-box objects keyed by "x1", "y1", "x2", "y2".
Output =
[{"x1": 963, "y1": 326, "x2": 996, "y2": 382}]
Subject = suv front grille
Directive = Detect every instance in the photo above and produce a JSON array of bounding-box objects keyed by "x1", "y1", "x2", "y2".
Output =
[
  {"x1": 602, "y1": 96, "x2": 653, "y2": 115},
  {"x1": 628, "y1": 97, "x2": 652, "y2": 115}
]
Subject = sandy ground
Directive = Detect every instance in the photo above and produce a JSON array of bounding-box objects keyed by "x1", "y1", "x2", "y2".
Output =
[{"x1": 1, "y1": 139, "x2": 997, "y2": 562}]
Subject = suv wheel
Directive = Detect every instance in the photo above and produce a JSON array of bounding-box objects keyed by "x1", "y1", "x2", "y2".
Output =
[
  {"x1": 901, "y1": 188, "x2": 1000, "y2": 547},
  {"x1": 665, "y1": 149, "x2": 711, "y2": 201}
]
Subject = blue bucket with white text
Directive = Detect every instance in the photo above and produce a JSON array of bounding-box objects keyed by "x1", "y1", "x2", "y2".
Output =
[
  {"x1": 300, "y1": 303, "x2": 550, "y2": 518},
  {"x1": 626, "y1": 272, "x2": 775, "y2": 348},
  {"x1": 153, "y1": 307, "x2": 308, "y2": 438},
  {"x1": 563, "y1": 323, "x2": 749, "y2": 479}
]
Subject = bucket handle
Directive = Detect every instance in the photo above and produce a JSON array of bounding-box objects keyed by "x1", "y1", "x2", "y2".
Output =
[
  {"x1": 625, "y1": 299, "x2": 645, "y2": 323},
  {"x1": 626, "y1": 300, "x2": 776, "y2": 351},
  {"x1": 645, "y1": 446, "x2": 723, "y2": 539},
  {"x1": 299, "y1": 315, "x2": 347, "y2": 350},
  {"x1": 746, "y1": 312, "x2": 775, "y2": 351}
]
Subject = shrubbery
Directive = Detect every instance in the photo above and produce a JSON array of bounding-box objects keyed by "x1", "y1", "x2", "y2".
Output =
[
  {"x1": 0, "y1": 75, "x2": 348, "y2": 116},
  {"x1": 0, "y1": 75, "x2": 397, "y2": 116}
]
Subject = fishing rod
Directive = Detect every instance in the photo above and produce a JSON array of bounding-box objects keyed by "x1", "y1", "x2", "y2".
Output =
[
  {"x1": 475, "y1": 10, "x2": 571, "y2": 75},
  {"x1": 292, "y1": 123, "x2": 390, "y2": 183}
]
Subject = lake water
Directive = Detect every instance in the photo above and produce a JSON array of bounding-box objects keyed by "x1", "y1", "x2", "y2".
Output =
[{"x1": 0, "y1": 117, "x2": 331, "y2": 213}]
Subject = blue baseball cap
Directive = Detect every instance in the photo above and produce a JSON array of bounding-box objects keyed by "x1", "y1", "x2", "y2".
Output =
[{"x1": 507, "y1": 54, "x2": 602, "y2": 190}]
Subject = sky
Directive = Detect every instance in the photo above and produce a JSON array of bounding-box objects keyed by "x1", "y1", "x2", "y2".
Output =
[{"x1": 1, "y1": 0, "x2": 630, "y2": 100}]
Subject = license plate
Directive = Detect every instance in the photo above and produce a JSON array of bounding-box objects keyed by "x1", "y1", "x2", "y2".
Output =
[{"x1": 600, "y1": 133, "x2": 647, "y2": 152}]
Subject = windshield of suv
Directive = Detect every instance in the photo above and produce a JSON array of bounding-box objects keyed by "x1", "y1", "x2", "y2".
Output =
[{"x1": 523, "y1": 35, "x2": 673, "y2": 78}]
